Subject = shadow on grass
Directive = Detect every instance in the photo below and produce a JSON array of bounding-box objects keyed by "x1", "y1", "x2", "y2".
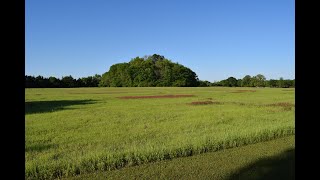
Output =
[
  {"x1": 227, "y1": 148, "x2": 295, "y2": 180},
  {"x1": 25, "y1": 99, "x2": 96, "y2": 115}
]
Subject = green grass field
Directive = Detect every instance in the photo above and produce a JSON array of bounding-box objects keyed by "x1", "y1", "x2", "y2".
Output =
[
  {"x1": 68, "y1": 135, "x2": 294, "y2": 180},
  {"x1": 25, "y1": 87, "x2": 295, "y2": 179}
]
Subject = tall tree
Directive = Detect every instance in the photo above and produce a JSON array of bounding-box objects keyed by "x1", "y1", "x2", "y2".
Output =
[
  {"x1": 254, "y1": 74, "x2": 266, "y2": 87},
  {"x1": 226, "y1": 77, "x2": 238, "y2": 87},
  {"x1": 268, "y1": 79, "x2": 278, "y2": 87},
  {"x1": 61, "y1": 76, "x2": 76, "y2": 88},
  {"x1": 278, "y1": 77, "x2": 284, "y2": 88},
  {"x1": 242, "y1": 75, "x2": 252, "y2": 87},
  {"x1": 48, "y1": 76, "x2": 61, "y2": 88}
]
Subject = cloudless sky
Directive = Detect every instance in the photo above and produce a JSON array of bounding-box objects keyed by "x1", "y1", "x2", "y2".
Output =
[{"x1": 26, "y1": 0, "x2": 294, "y2": 82}]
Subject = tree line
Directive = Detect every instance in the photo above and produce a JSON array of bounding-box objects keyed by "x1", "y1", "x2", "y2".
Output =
[
  {"x1": 199, "y1": 75, "x2": 295, "y2": 88},
  {"x1": 25, "y1": 74, "x2": 101, "y2": 88},
  {"x1": 26, "y1": 54, "x2": 294, "y2": 88}
]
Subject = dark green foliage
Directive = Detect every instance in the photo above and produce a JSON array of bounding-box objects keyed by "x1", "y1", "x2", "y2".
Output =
[
  {"x1": 198, "y1": 80, "x2": 211, "y2": 87},
  {"x1": 226, "y1": 77, "x2": 238, "y2": 87},
  {"x1": 100, "y1": 54, "x2": 199, "y2": 87},
  {"x1": 214, "y1": 77, "x2": 238, "y2": 87},
  {"x1": 250, "y1": 74, "x2": 266, "y2": 87},
  {"x1": 61, "y1": 76, "x2": 76, "y2": 88},
  {"x1": 80, "y1": 74, "x2": 101, "y2": 87},
  {"x1": 237, "y1": 79, "x2": 242, "y2": 87},
  {"x1": 48, "y1": 76, "x2": 61, "y2": 88},
  {"x1": 275, "y1": 77, "x2": 294, "y2": 88},
  {"x1": 35, "y1": 75, "x2": 50, "y2": 88},
  {"x1": 213, "y1": 75, "x2": 294, "y2": 88},
  {"x1": 278, "y1": 77, "x2": 284, "y2": 88},
  {"x1": 25, "y1": 74, "x2": 101, "y2": 88},
  {"x1": 211, "y1": 81, "x2": 222, "y2": 86},
  {"x1": 25, "y1": 75, "x2": 37, "y2": 87},
  {"x1": 268, "y1": 79, "x2": 278, "y2": 88},
  {"x1": 25, "y1": 54, "x2": 294, "y2": 88},
  {"x1": 241, "y1": 75, "x2": 252, "y2": 87},
  {"x1": 274, "y1": 77, "x2": 294, "y2": 88}
]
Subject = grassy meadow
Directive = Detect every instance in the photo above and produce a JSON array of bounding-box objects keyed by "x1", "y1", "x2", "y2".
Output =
[
  {"x1": 25, "y1": 87, "x2": 295, "y2": 179},
  {"x1": 69, "y1": 135, "x2": 295, "y2": 180}
]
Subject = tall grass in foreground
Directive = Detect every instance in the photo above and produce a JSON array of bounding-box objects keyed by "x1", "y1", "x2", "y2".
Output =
[
  {"x1": 25, "y1": 87, "x2": 295, "y2": 179},
  {"x1": 69, "y1": 136, "x2": 294, "y2": 180},
  {"x1": 26, "y1": 128, "x2": 294, "y2": 179}
]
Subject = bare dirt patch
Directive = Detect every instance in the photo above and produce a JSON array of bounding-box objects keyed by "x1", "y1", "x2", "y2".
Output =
[
  {"x1": 267, "y1": 102, "x2": 295, "y2": 107},
  {"x1": 118, "y1": 94, "x2": 195, "y2": 99},
  {"x1": 231, "y1": 90, "x2": 257, "y2": 93},
  {"x1": 264, "y1": 102, "x2": 295, "y2": 111},
  {"x1": 188, "y1": 101, "x2": 223, "y2": 105},
  {"x1": 69, "y1": 91, "x2": 130, "y2": 94},
  {"x1": 230, "y1": 102, "x2": 246, "y2": 106}
]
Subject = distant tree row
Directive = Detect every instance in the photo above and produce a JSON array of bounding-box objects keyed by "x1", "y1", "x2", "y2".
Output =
[
  {"x1": 25, "y1": 54, "x2": 294, "y2": 88},
  {"x1": 202, "y1": 74, "x2": 294, "y2": 88},
  {"x1": 25, "y1": 74, "x2": 294, "y2": 88},
  {"x1": 100, "y1": 54, "x2": 199, "y2": 87},
  {"x1": 25, "y1": 74, "x2": 101, "y2": 88}
]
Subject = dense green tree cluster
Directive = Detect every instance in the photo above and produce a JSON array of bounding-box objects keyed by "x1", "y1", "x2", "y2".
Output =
[
  {"x1": 210, "y1": 74, "x2": 294, "y2": 88},
  {"x1": 100, "y1": 54, "x2": 199, "y2": 87},
  {"x1": 25, "y1": 54, "x2": 294, "y2": 88},
  {"x1": 25, "y1": 74, "x2": 101, "y2": 88}
]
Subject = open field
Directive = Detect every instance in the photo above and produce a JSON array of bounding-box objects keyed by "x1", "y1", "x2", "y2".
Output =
[
  {"x1": 68, "y1": 135, "x2": 294, "y2": 180},
  {"x1": 25, "y1": 87, "x2": 295, "y2": 179}
]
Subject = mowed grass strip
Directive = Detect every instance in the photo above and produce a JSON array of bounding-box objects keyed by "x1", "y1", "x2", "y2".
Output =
[
  {"x1": 67, "y1": 136, "x2": 295, "y2": 180},
  {"x1": 25, "y1": 87, "x2": 295, "y2": 179}
]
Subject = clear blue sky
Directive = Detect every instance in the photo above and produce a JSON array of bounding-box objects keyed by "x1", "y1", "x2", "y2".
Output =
[{"x1": 26, "y1": 0, "x2": 294, "y2": 82}]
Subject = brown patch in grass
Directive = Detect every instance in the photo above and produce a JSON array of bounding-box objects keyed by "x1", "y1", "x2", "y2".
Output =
[
  {"x1": 231, "y1": 90, "x2": 257, "y2": 93},
  {"x1": 230, "y1": 102, "x2": 246, "y2": 106},
  {"x1": 187, "y1": 101, "x2": 223, "y2": 105},
  {"x1": 267, "y1": 102, "x2": 295, "y2": 107},
  {"x1": 118, "y1": 94, "x2": 195, "y2": 99},
  {"x1": 206, "y1": 98, "x2": 213, "y2": 100},
  {"x1": 69, "y1": 91, "x2": 130, "y2": 94},
  {"x1": 264, "y1": 102, "x2": 295, "y2": 111},
  {"x1": 189, "y1": 101, "x2": 213, "y2": 105}
]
